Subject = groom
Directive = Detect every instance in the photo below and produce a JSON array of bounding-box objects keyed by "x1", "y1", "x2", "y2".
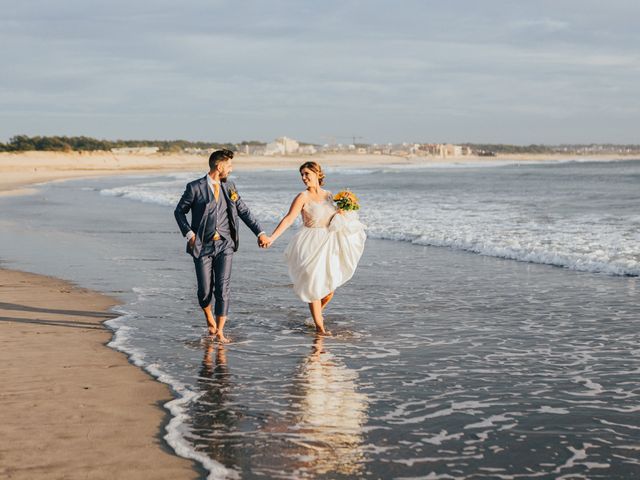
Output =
[{"x1": 174, "y1": 149, "x2": 268, "y2": 342}]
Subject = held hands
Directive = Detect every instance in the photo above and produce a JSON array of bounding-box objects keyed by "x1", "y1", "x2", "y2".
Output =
[{"x1": 258, "y1": 234, "x2": 273, "y2": 249}]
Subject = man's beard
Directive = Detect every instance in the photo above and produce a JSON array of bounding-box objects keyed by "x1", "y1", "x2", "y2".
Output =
[{"x1": 220, "y1": 175, "x2": 228, "y2": 183}]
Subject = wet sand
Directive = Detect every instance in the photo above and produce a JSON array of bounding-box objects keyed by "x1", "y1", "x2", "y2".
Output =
[
  {"x1": 1, "y1": 149, "x2": 636, "y2": 478},
  {"x1": 0, "y1": 268, "x2": 199, "y2": 479}
]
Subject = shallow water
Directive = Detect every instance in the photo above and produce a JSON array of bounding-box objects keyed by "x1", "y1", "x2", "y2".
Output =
[
  {"x1": 0, "y1": 163, "x2": 639, "y2": 479},
  {"x1": 102, "y1": 160, "x2": 640, "y2": 276}
]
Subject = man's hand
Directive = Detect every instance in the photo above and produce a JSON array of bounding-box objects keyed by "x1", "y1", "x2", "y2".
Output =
[
  {"x1": 188, "y1": 236, "x2": 196, "y2": 250},
  {"x1": 258, "y1": 234, "x2": 271, "y2": 249}
]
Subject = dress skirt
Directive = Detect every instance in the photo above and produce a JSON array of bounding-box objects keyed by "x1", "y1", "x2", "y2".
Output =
[{"x1": 284, "y1": 212, "x2": 366, "y2": 302}]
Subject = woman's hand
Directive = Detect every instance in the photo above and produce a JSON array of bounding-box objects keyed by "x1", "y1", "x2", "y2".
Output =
[{"x1": 264, "y1": 236, "x2": 273, "y2": 248}]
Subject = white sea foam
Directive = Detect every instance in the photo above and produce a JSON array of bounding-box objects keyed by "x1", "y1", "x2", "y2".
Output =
[
  {"x1": 421, "y1": 430, "x2": 464, "y2": 445},
  {"x1": 537, "y1": 406, "x2": 570, "y2": 414},
  {"x1": 105, "y1": 305, "x2": 238, "y2": 479},
  {"x1": 99, "y1": 170, "x2": 640, "y2": 277}
]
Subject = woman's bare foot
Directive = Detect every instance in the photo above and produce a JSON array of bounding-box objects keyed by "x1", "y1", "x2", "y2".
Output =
[
  {"x1": 314, "y1": 317, "x2": 330, "y2": 336},
  {"x1": 216, "y1": 332, "x2": 231, "y2": 344},
  {"x1": 315, "y1": 327, "x2": 332, "y2": 336},
  {"x1": 320, "y1": 291, "x2": 334, "y2": 310},
  {"x1": 207, "y1": 325, "x2": 217, "y2": 336},
  {"x1": 308, "y1": 300, "x2": 330, "y2": 336}
]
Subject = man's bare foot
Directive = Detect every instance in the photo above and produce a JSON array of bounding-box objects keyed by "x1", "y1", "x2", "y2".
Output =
[
  {"x1": 321, "y1": 292, "x2": 334, "y2": 310},
  {"x1": 216, "y1": 332, "x2": 231, "y2": 344},
  {"x1": 203, "y1": 307, "x2": 217, "y2": 336}
]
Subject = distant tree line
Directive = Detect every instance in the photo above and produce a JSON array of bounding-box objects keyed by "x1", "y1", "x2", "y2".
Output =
[
  {"x1": 0, "y1": 135, "x2": 258, "y2": 153},
  {"x1": 2, "y1": 135, "x2": 638, "y2": 154}
]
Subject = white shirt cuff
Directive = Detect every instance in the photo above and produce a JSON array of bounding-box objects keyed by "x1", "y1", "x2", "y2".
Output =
[
  {"x1": 186, "y1": 231, "x2": 195, "y2": 241},
  {"x1": 258, "y1": 231, "x2": 266, "y2": 237}
]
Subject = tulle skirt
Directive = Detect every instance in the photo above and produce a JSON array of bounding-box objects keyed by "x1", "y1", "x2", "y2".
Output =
[{"x1": 284, "y1": 212, "x2": 366, "y2": 302}]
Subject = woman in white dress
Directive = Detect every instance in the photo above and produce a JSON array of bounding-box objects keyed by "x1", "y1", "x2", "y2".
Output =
[{"x1": 264, "y1": 162, "x2": 366, "y2": 334}]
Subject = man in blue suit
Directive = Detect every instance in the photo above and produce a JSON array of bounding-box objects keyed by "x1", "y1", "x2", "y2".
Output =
[{"x1": 174, "y1": 149, "x2": 267, "y2": 342}]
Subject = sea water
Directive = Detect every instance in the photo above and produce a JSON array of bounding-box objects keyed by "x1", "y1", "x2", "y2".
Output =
[{"x1": 0, "y1": 159, "x2": 638, "y2": 479}]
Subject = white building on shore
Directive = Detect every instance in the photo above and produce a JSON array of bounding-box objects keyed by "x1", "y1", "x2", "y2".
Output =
[
  {"x1": 298, "y1": 144, "x2": 317, "y2": 155},
  {"x1": 265, "y1": 136, "x2": 300, "y2": 155}
]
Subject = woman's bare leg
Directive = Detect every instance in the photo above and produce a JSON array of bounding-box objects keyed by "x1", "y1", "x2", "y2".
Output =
[
  {"x1": 308, "y1": 300, "x2": 329, "y2": 334},
  {"x1": 320, "y1": 291, "x2": 334, "y2": 310}
]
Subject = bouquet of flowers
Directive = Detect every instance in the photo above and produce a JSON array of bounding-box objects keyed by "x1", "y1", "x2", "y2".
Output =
[{"x1": 333, "y1": 189, "x2": 360, "y2": 211}]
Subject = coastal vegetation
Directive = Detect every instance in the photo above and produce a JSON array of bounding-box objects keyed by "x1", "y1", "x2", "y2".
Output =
[
  {"x1": 0, "y1": 135, "x2": 243, "y2": 153},
  {"x1": 1, "y1": 135, "x2": 639, "y2": 155}
]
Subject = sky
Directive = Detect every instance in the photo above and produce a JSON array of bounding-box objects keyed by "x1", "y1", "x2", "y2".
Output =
[{"x1": 2, "y1": 0, "x2": 639, "y2": 145}]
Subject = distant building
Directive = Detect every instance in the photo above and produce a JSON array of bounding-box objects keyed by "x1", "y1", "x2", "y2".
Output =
[
  {"x1": 240, "y1": 144, "x2": 267, "y2": 156},
  {"x1": 111, "y1": 146, "x2": 159, "y2": 155},
  {"x1": 265, "y1": 136, "x2": 300, "y2": 155},
  {"x1": 443, "y1": 144, "x2": 463, "y2": 157},
  {"x1": 299, "y1": 144, "x2": 317, "y2": 155},
  {"x1": 414, "y1": 143, "x2": 470, "y2": 157}
]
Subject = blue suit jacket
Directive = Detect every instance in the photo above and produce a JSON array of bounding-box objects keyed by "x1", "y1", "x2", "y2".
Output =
[{"x1": 174, "y1": 176, "x2": 263, "y2": 258}]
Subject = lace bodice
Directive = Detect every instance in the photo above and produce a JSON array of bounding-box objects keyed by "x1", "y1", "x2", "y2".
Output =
[{"x1": 301, "y1": 192, "x2": 336, "y2": 228}]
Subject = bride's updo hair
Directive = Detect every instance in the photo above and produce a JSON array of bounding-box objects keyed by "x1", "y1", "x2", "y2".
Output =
[{"x1": 299, "y1": 161, "x2": 325, "y2": 186}]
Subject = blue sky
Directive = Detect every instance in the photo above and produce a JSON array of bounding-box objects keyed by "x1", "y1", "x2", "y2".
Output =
[{"x1": 2, "y1": 0, "x2": 639, "y2": 144}]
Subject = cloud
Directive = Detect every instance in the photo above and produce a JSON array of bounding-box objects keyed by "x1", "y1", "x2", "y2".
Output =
[
  {"x1": 509, "y1": 18, "x2": 570, "y2": 33},
  {"x1": 1, "y1": 1, "x2": 639, "y2": 143}
]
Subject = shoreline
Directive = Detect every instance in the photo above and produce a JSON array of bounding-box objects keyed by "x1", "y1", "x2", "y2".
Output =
[
  {"x1": 1, "y1": 150, "x2": 637, "y2": 196},
  {"x1": 0, "y1": 268, "x2": 199, "y2": 479},
  {"x1": 0, "y1": 150, "x2": 637, "y2": 479},
  {"x1": 1, "y1": 152, "x2": 637, "y2": 477}
]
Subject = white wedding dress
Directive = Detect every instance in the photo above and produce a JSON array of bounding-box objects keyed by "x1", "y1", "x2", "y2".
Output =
[{"x1": 284, "y1": 192, "x2": 366, "y2": 302}]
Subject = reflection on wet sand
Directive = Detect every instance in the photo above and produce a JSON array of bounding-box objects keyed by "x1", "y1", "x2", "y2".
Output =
[
  {"x1": 191, "y1": 341, "x2": 240, "y2": 469},
  {"x1": 285, "y1": 335, "x2": 369, "y2": 477},
  {"x1": 188, "y1": 337, "x2": 369, "y2": 478}
]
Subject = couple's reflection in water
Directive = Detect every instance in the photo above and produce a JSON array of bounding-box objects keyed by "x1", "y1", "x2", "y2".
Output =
[
  {"x1": 194, "y1": 335, "x2": 369, "y2": 478},
  {"x1": 193, "y1": 340, "x2": 239, "y2": 468},
  {"x1": 286, "y1": 335, "x2": 369, "y2": 477}
]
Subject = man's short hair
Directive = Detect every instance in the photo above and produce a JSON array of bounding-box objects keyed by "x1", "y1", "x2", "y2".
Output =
[{"x1": 209, "y1": 149, "x2": 234, "y2": 170}]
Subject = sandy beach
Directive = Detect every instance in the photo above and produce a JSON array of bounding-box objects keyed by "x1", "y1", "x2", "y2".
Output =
[
  {"x1": 0, "y1": 268, "x2": 199, "y2": 479},
  {"x1": 1, "y1": 150, "x2": 634, "y2": 196},
  {"x1": 1, "y1": 151, "x2": 638, "y2": 478}
]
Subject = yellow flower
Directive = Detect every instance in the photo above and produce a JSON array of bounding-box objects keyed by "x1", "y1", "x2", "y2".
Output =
[
  {"x1": 230, "y1": 191, "x2": 239, "y2": 202},
  {"x1": 334, "y1": 189, "x2": 360, "y2": 211}
]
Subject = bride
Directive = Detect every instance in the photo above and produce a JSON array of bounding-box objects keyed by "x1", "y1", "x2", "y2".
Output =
[{"x1": 263, "y1": 162, "x2": 366, "y2": 334}]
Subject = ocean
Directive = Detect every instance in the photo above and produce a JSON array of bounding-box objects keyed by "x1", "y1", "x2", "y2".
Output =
[{"x1": 1, "y1": 159, "x2": 639, "y2": 479}]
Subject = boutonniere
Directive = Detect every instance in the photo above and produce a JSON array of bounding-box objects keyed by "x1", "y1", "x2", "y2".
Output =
[{"x1": 229, "y1": 190, "x2": 239, "y2": 202}]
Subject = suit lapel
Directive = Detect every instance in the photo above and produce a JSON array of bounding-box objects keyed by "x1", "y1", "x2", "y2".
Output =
[
  {"x1": 221, "y1": 183, "x2": 236, "y2": 227},
  {"x1": 200, "y1": 175, "x2": 212, "y2": 206}
]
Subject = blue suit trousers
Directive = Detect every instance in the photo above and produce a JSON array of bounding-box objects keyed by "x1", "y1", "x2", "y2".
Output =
[{"x1": 193, "y1": 239, "x2": 234, "y2": 315}]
